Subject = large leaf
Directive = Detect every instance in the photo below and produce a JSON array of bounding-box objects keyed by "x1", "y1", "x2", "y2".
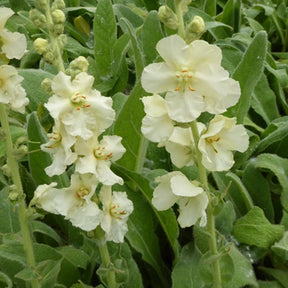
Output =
[
  {"x1": 220, "y1": 0, "x2": 241, "y2": 32},
  {"x1": 232, "y1": 206, "x2": 284, "y2": 248},
  {"x1": 228, "y1": 31, "x2": 268, "y2": 123},
  {"x1": 114, "y1": 82, "x2": 147, "y2": 172},
  {"x1": 93, "y1": 0, "x2": 117, "y2": 79}
]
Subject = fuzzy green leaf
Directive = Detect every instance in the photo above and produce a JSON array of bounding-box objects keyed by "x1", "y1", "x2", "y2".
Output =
[{"x1": 233, "y1": 206, "x2": 284, "y2": 248}]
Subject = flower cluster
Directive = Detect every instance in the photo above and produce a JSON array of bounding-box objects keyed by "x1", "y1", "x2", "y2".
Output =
[
  {"x1": 33, "y1": 64, "x2": 133, "y2": 242},
  {"x1": 0, "y1": 8, "x2": 28, "y2": 113},
  {"x1": 141, "y1": 34, "x2": 249, "y2": 227}
]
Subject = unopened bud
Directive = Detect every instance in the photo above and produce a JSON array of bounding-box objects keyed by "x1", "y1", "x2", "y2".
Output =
[
  {"x1": 57, "y1": 34, "x2": 67, "y2": 50},
  {"x1": 51, "y1": 23, "x2": 64, "y2": 35},
  {"x1": 41, "y1": 78, "x2": 53, "y2": 95},
  {"x1": 35, "y1": 0, "x2": 48, "y2": 11},
  {"x1": 2, "y1": 164, "x2": 11, "y2": 177},
  {"x1": 158, "y1": 6, "x2": 178, "y2": 30},
  {"x1": 51, "y1": 0, "x2": 65, "y2": 10},
  {"x1": 180, "y1": 0, "x2": 192, "y2": 14},
  {"x1": 52, "y1": 9, "x2": 65, "y2": 24},
  {"x1": 33, "y1": 38, "x2": 49, "y2": 55},
  {"x1": 43, "y1": 49, "x2": 55, "y2": 64},
  {"x1": 29, "y1": 9, "x2": 47, "y2": 28},
  {"x1": 185, "y1": 16, "x2": 205, "y2": 43},
  {"x1": 66, "y1": 56, "x2": 89, "y2": 78},
  {"x1": 14, "y1": 145, "x2": 28, "y2": 160},
  {"x1": 9, "y1": 185, "x2": 19, "y2": 202}
]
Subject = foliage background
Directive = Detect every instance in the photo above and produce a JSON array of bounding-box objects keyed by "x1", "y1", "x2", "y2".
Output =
[{"x1": 1, "y1": 0, "x2": 288, "y2": 287}]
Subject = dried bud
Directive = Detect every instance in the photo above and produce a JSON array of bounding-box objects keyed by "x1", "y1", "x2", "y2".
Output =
[
  {"x1": 29, "y1": 9, "x2": 47, "y2": 28},
  {"x1": 158, "y1": 6, "x2": 178, "y2": 30},
  {"x1": 52, "y1": 9, "x2": 65, "y2": 24},
  {"x1": 33, "y1": 38, "x2": 49, "y2": 55}
]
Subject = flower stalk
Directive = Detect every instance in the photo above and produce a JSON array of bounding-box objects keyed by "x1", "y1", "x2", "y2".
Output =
[
  {"x1": 190, "y1": 120, "x2": 222, "y2": 288},
  {"x1": 0, "y1": 104, "x2": 39, "y2": 288}
]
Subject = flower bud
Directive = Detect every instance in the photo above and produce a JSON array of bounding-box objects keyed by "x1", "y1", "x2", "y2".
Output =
[
  {"x1": 52, "y1": 9, "x2": 65, "y2": 24},
  {"x1": 51, "y1": 0, "x2": 65, "y2": 10},
  {"x1": 1, "y1": 163, "x2": 11, "y2": 177},
  {"x1": 43, "y1": 49, "x2": 55, "y2": 64},
  {"x1": 35, "y1": 0, "x2": 48, "y2": 11},
  {"x1": 41, "y1": 78, "x2": 53, "y2": 95},
  {"x1": 57, "y1": 34, "x2": 67, "y2": 50},
  {"x1": 33, "y1": 38, "x2": 49, "y2": 55},
  {"x1": 66, "y1": 56, "x2": 89, "y2": 78},
  {"x1": 9, "y1": 184, "x2": 20, "y2": 202},
  {"x1": 185, "y1": 16, "x2": 205, "y2": 43},
  {"x1": 14, "y1": 144, "x2": 28, "y2": 160},
  {"x1": 180, "y1": 0, "x2": 191, "y2": 14},
  {"x1": 29, "y1": 9, "x2": 47, "y2": 28},
  {"x1": 51, "y1": 23, "x2": 64, "y2": 35},
  {"x1": 158, "y1": 6, "x2": 178, "y2": 30}
]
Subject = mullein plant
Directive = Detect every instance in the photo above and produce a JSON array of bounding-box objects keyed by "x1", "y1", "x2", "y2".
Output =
[
  {"x1": 0, "y1": 7, "x2": 41, "y2": 288},
  {"x1": 141, "y1": 0, "x2": 249, "y2": 287},
  {"x1": 28, "y1": 1, "x2": 133, "y2": 287}
]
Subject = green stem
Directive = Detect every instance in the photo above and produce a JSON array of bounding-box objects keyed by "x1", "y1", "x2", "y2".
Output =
[
  {"x1": 0, "y1": 104, "x2": 39, "y2": 288},
  {"x1": 44, "y1": 0, "x2": 65, "y2": 72},
  {"x1": 95, "y1": 229, "x2": 116, "y2": 288},
  {"x1": 175, "y1": 0, "x2": 185, "y2": 39},
  {"x1": 190, "y1": 120, "x2": 222, "y2": 288}
]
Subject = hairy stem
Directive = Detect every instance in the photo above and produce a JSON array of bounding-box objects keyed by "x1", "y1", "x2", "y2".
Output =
[
  {"x1": 0, "y1": 104, "x2": 39, "y2": 288},
  {"x1": 175, "y1": 0, "x2": 185, "y2": 38},
  {"x1": 191, "y1": 120, "x2": 222, "y2": 288}
]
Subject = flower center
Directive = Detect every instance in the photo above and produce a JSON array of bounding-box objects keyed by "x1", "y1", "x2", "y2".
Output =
[
  {"x1": 76, "y1": 186, "x2": 90, "y2": 199},
  {"x1": 110, "y1": 203, "x2": 127, "y2": 220},
  {"x1": 206, "y1": 136, "x2": 220, "y2": 153},
  {"x1": 70, "y1": 93, "x2": 91, "y2": 110},
  {"x1": 175, "y1": 68, "x2": 195, "y2": 92},
  {"x1": 46, "y1": 130, "x2": 62, "y2": 148},
  {"x1": 94, "y1": 145, "x2": 113, "y2": 161}
]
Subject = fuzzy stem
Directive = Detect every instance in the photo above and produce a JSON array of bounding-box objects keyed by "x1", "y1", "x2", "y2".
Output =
[
  {"x1": 175, "y1": 0, "x2": 185, "y2": 38},
  {"x1": 44, "y1": 0, "x2": 65, "y2": 72},
  {"x1": 190, "y1": 120, "x2": 222, "y2": 288},
  {"x1": 0, "y1": 104, "x2": 39, "y2": 288},
  {"x1": 95, "y1": 229, "x2": 116, "y2": 288}
]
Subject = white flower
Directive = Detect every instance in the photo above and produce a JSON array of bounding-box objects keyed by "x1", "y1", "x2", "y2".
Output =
[
  {"x1": 141, "y1": 94, "x2": 175, "y2": 146},
  {"x1": 152, "y1": 172, "x2": 208, "y2": 227},
  {"x1": 45, "y1": 72, "x2": 115, "y2": 139},
  {"x1": 198, "y1": 115, "x2": 249, "y2": 171},
  {"x1": 0, "y1": 7, "x2": 27, "y2": 59},
  {"x1": 99, "y1": 185, "x2": 133, "y2": 243},
  {"x1": 165, "y1": 123, "x2": 205, "y2": 168},
  {"x1": 33, "y1": 174, "x2": 103, "y2": 231},
  {"x1": 141, "y1": 35, "x2": 240, "y2": 122},
  {"x1": 41, "y1": 120, "x2": 77, "y2": 176},
  {"x1": 0, "y1": 65, "x2": 28, "y2": 113},
  {"x1": 75, "y1": 135, "x2": 125, "y2": 185}
]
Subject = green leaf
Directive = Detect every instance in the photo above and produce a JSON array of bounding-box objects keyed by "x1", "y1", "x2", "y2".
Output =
[
  {"x1": 254, "y1": 153, "x2": 288, "y2": 210},
  {"x1": 0, "y1": 187, "x2": 20, "y2": 234},
  {"x1": 114, "y1": 82, "x2": 147, "y2": 172},
  {"x1": 120, "y1": 18, "x2": 144, "y2": 80},
  {"x1": 251, "y1": 74, "x2": 280, "y2": 124},
  {"x1": 31, "y1": 221, "x2": 62, "y2": 246},
  {"x1": 256, "y1": 116, "x2": 288, "y2": 154},
  {"x1": 258, "y1": 280, "x2": 283, "y2": 288},
  {"x1": 19, "y1": 69, "x2": 54, "y2": 112},
  {"x1": 228, "y1": 31, "x2": 267, "y2": 123},
  {"x1": 27, "y1": 112, "x2": 69, "y2": 187},
  {"x1": 57, "y1": 246, "x2": 90, "y2": 269},
  {"x1": 0, "y1": 271, "x2": 12, "y2": 288},
  {"x1": 220, "y1": 0, "x2": 241, "y2": 32},
  {"x1": 172, "y1": 243, "x2": 204, "y2": 288},
  {"x1": 141, "y1": 11, "x2": 163, "y2": 65},
  {"x1": 271, "y1": 231, "x2": 288, "y2": 262},
  {"x1": 93, "y1": 0, "x2": 117, "y2": 79},
  {"x1": 232, "y1": 206, "x2": 284, "y2": 248},
  {"x1": 215, "y1": 201, "x2": 236, "y2": 236},
  {"x1": 242, "y1": 162, "x2": 274, "y2": 222},
  {"x1": 259, "y1": 267, "x2": 288, "y2": 288}
]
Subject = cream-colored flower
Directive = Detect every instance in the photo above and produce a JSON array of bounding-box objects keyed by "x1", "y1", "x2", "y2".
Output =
[
  {"x1": 41, "y1": 120, "x2": 77, "y2": 176},
  {"x1": 152, "y1": 172, "x2": 208, "y2": 227},
  {"x1": 141, "y1": 35, "x2": 240, "y2": 122},
  {"x1": 45, "y1": 72, "x2": 115, "y2": 139},
  {"x1": 141, "y1": 94, "x2": 175, "y2": 146},
  {"x1": 75, "y1": 135, "x2": 125, "y2": 185},
  {"x1": 198, "y1": 115, "x2": 249, "y2": 171},
  {"x1": 32, "y1": 173, "x2": 103, "y2": 231},
  {"x1": 0, "y1": 65, "x2": 28, "y2": 113},
  {"x1": 0, "y1": 7, "x2": 27, "y2": 59},
  {"x1": 99, "y1": 185, "x2": 133, "y2": 243}
]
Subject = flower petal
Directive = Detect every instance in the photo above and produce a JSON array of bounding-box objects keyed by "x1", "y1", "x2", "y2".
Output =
[{"x1": 170, "y1": 175, "x2": 204, "y2": 197}]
